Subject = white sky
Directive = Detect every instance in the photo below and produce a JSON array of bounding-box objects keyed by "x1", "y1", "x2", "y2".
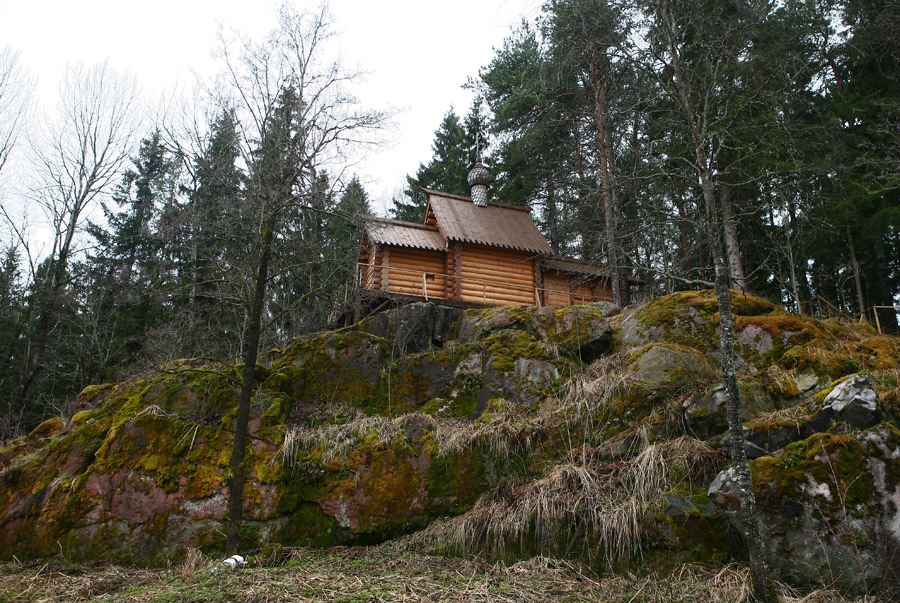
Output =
[{"x1": 1, "y1": 0, "x2": 540, "y2": 215}]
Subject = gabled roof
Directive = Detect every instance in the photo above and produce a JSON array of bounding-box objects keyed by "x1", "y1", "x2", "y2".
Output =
[
  {"x1": 364, "y1": 217, "x2": 445, "y2": 252},
  {"x1": 423, "y1": 189, "x2": 554, "y2": 255}
]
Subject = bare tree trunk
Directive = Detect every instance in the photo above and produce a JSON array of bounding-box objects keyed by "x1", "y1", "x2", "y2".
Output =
[
  {"x1": 572, "y1": 115, "x2": 592, "y2": 257},
  {"x1": 546, "y1": 186, "x2": 561, "y2": 254},
  {"x1": 784, "y1": 196, "x2": 803, "y2": 314},
  {"x1": 701, "y1": 168, "x2": 774, "y2": 603},
  {"x1": 588, "y1": 45, "x2": 629, "y2": 307},
  {"x1": 847, "y1": 225, "x2": 867, "y2": 322},
  {"x1": 657, "y1": 1, "x2": 773, "y2": 593},
  {"x1": 719, "y1": 182, "x2": 747, "y2": 291},
  {"x1": 14, "y1": 212, "x2": 78, "y2": 414},
  {"x1": 226, "y1": 221, "x2": 274, "y2": 554},
  {"x1": 872, "y1": 229, "x2": 898, "y2": 333}
]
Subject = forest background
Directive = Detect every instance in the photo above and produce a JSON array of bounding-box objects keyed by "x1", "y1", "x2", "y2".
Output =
[{"x1": 0, "y1": 0, "x2": 897, "y2": 441}]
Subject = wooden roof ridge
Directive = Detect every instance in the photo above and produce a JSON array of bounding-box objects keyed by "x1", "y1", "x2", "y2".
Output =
[
  {"x1": 366, "y1": 216, "x2": 440, "y2": 232},
  {"x1": 421, "y1": 188, "x2": 533, "y2": 213}
]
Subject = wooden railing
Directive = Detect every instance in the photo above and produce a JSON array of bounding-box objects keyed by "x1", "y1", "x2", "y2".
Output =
[{"x1": 353, "y1": 262, "x2": 608, "y2": 307}]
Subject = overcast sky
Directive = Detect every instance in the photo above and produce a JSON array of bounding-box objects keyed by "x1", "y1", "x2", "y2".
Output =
[{"x1": 1, "y1": 0, "x2": 540, "y2": 214}]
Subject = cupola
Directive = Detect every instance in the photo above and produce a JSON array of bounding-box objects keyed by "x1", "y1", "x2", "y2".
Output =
[{"x1": 467, "y1": 162, "x2": 492, "y2": 207}]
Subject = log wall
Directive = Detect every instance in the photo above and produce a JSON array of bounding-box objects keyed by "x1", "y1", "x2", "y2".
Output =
[
  {"x1": 543, "y1": 272, "x2": 571, "y2": 307},
  {"x1": 540, "y1": 271, "x2": 615, "y2": 306},
  {"x1": 384, "y1": 247, "x2": 447, "y2": 298},
  {"x1": 459, "y1": 244, "x2": 536, "y2": 306}
]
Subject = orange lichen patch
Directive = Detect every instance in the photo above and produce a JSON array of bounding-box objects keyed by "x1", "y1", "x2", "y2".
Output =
[{"x1": 859, "y1": 336, "x2": 900, "y2": 370}]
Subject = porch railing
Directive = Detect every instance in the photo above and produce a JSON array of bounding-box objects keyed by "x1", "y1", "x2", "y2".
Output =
[{"x1": 352, "y1": 261, "x2": 609, "y2": 307}]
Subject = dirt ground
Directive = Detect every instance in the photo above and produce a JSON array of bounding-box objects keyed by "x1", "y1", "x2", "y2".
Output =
[{"x1": 0, "y1": 544, "x2": 876, "y2": 602}]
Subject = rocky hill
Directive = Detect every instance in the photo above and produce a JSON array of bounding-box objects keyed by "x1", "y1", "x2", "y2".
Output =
[{"x1": 1, "y1": 291, "x2": 898, "y2": 594}]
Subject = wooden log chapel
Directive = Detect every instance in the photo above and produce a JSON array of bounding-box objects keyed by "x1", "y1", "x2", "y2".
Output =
[{"x1": 334, "y1": 160, "x2": 637, "y2": 325}]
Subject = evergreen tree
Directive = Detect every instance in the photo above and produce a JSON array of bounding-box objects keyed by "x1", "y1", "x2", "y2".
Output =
[
  {"x1": 86, "y1": 131, "x2": 180, "y2": 371},
  {"x1": 392, "y1": 108, "x2": 480, "y2": 222}
]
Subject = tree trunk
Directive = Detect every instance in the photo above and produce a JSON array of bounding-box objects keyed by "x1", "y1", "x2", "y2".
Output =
[
  {"x1": 872, "y1": 229, "x2": 898, "y2": 333},
  {"x1": 701, "y1": 169, "x2": 774, "y2": 603},
  {"x1": 719, "y1": 182, "x2": 747, "y2": 291},
  {"x1": 226, "y1": 221, "x2": 274, "y2": 554},
  {"x1": 588, "y1": 44, "x2": 628, "y2": 307},
  {"x1": 847, "y1": 225, "x2": 867, "y2": 322},
  {"x1": 13, "y1": 212, "x2": 78, "y2": 416},
  {"x1": 546, "y1": 186, "x2": 561, "y2": 254},
  {"x1": 658, "y1": 2, "x2": 773, "y2": 591}
]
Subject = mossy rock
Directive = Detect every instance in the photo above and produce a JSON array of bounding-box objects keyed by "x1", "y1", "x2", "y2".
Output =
[
  {"x1": 529, "y1": 305, "x2": 613, "y2": 361},
  {"x1": 626, "y1": 343, "x2": 716, "y2": 391},
  {"x1": 620, "y1": 290, "x2": 775, "y2": 352},
  {"x1": 712, "y1": 424, "x2": 900, "y2": 592},
  {"x1": 685, "y1": 382, "x2": 780, "y2": 441}
]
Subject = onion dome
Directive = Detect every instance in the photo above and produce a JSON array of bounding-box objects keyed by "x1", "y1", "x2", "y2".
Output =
[{"x1": 467, "y1": 162, "x2": 493, "y2": 207}]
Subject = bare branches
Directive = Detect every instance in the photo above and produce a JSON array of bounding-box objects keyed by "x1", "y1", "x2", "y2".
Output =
[
  {"x1": 0, "y1": 47, "x2": 33, "y2": 181},
  {"x1": 11, "y1": 61, "x2": 142, "y2": 416}
]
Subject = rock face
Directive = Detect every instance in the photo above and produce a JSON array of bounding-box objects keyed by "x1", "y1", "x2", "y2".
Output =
[
  {"x1": 1, "y1": 291, "x2": 898, "y2": 597},
  {"x1": 0, "y1": 302, "x2": 611, "y2": 562},
  {"x1": 711, "y1": 424, "x2": 900, "y2": 592}
]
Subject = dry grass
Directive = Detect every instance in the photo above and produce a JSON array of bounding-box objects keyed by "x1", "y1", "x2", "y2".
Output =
[
  {"x1": 272, "y1": 354, "x2": 636, "y2": 472},
  {"x1": 0, "y1": 546, "x2": 875, "y2": 602},
  {"x1": 557, "y1": 353, "x2": 636, "y2": 422},
  {"x1": 273, "y1": 411, "x2": 424, "y2": 468},
  {"x1": 409, "y1": 437, "x2": 723, "y2": 567},
  {"x1": 744, "y1": 404, "x2": 814, "y2": 432},
  {"x1": 766, "y1": 365, "x2": 802, "y2": 397},
  {"x1": 875, "y1": 368, "x2": 900, "y2": 405}
]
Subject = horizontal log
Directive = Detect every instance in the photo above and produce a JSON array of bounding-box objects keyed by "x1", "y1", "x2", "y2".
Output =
[
  {"x1": 462, "y1": 293, "x2": 534, "y2": 306},
  {"x1": 460, "y1": 255, "x2": 534, "y2": 271},
  {"x1": 384, "y1": 271, "x2": 445, "y2": 281},
  {"x1": 389, "y1": 256, "x2": 445, "y2": 268},
  {"x1": 460, "y1": 272, "x2": 530, "y2": 283},
  {"x1": 459, "y1": 265, "x2": 532, "y2": 277},
  {"x1": 459, "y1": 283, "x2": 534, "y2": 295},
  {"x1": 460, "y1": 291, "x2": 536, "y2": 304},
  {"x1": 387, "y1": 277, "x2": 447, "y2": 288},
  {"x1": 459, "y1": 279, "x2": 533, "y2": 292},
  {"x1": 460, "y1": 281, "x2": 533, "y2": 293},
  {"x1": 461, "y1": 246, "x2": 532, "y2": 258}
]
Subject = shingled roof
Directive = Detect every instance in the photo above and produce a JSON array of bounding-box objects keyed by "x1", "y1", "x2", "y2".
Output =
[
  {"x1": 364, "y1": 217, "x2": 445, "y2": 252},
  {"x1": 423, "y1": 189, "x2": 554, "y2": 255}
]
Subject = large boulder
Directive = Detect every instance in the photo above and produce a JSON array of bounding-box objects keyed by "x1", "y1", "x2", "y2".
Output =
[
  {"x1": 685, "y1": 382, "x2": 779, "y2": 441},
  {"x1": 626, "y1": 343, "x2": 716, "y2": 390},
  {"x1": 710, "y1": 424, "x2": 900, "y2": 592}
]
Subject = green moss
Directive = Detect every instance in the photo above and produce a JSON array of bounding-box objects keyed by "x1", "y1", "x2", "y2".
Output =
[
  {"x1": 77, "y1": 383, "x2": 116, "y2": 406},
  {"x1": 423, "y1": 444, "x2": 485, "y2": 515},
  {"x1": 27, "y1": 417, "x2": 65, "y2": 440},
  {"x1": 812, "y1": 375, "x2": 855, "y2": 405},
  {"x1": 484, "y1": 330, "x2": 541, "y2": 374},
  {"x1": 629, "y1": 292, "x2": 719, "y2": 352},
  {"x1": 780, "y1": 343, "x2": 862, "y2": 378},
  {"x1": 277, "y1": 501, "x2": 339, "y2": 547},
  {"x1": 751, "y1": 430, "x2": 877, "y2": 513}
]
